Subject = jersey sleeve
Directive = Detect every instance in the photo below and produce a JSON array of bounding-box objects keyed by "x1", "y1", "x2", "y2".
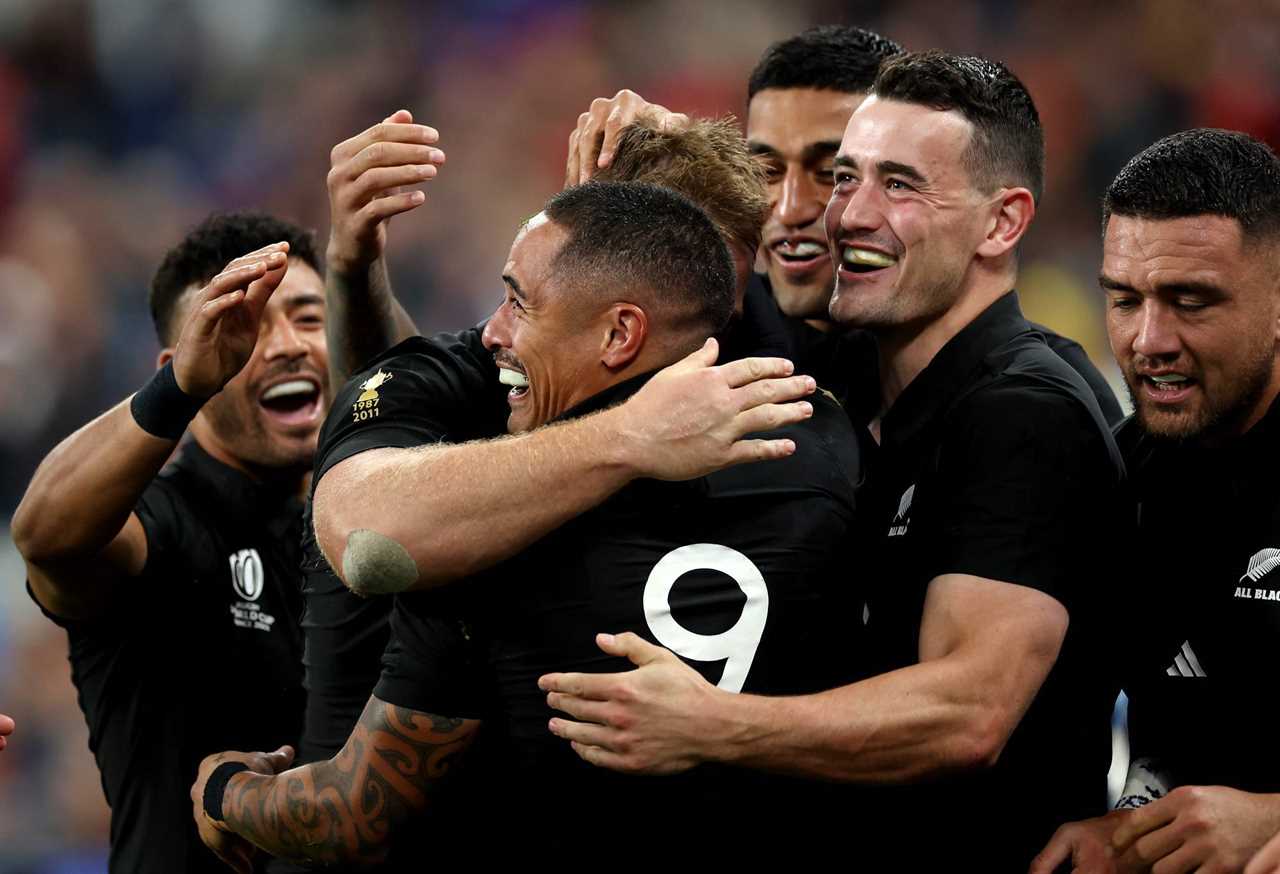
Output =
[
  {"x1": 313, "y1": 330, "x2": 505, "y2": 486},
  {"x1": 373, "y1": 591, "x2": 488, "y2": 719},
  {"x1": 929, "y1": 380, "x2": 1113, "y2": 606}
]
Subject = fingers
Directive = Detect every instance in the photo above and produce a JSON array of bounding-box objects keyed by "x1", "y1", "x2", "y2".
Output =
[
  {"x1": 545, "y1": 691, "x2": 611, "y2": 724},
  {"x1": 732, "y1": 400, "x2": 815, "y2": 438},
  {"x1": 597, "y1": 631, "x2": 669, "y2": 667},
  {"x1": 565, "y1": 124, "x2": 584, "y2": 187},
  {"x1": 547, "y1": 716, "x2": 615, "y2": 748},
  {"x1": 1026, "y1": 836, "x2": 1070, "y2": 874},
  {"x1": 732, "y1": 374, "x2": 817, "y2": 412},
  {"x1": 263, "y1": 744, "x2": 295, "y2": 773},
  {"x1": 570, "y1": 740, "x2": 625, "y2": 770},
  {"x1": 331, "y1": 120, "x2": 439, "y2": 167},
  {"x1": 661, "y1": 337, "x2": 719, "y2": 375},
  {"x1": 1127, "y1": 825, "x2": 1183, "y2": 869},
  {"x1": 0, "y1": 714, "x2": 14, "y2": 735},
  {"x1": 723, "y1": 437, "x2": 798, "y2": 465},
  {"x1": 537, "y1": 671, "x2": 615, "y2": 701},
  {"x1": 717, "y1": 355, "x2": 797, "y2": 389},
  {"x1": 337, "y1": 143, "x2": 446, "y2": 186},
  {"x1": 1246, "y1": 834, "x2": 1280, "y2": 874},
  {"x1": 1113, "y1": 802, "x2": 1174, "y2": 853}
]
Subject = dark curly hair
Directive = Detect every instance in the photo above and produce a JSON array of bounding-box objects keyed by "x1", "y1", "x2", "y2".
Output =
[
  {"x1": 149, "y1": 211, "x2": 321, "y2": 345},
  {"x1": 747, "y1": 25, "x2": 903, "y2": 101}
]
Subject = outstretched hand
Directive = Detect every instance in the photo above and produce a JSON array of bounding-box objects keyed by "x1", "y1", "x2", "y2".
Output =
[
  {"x1": 607, "y1": 338, "x2": 815, "y2": 481},
  {"x1": 326, "y1": 109, "x2": 445, "y2": 274},
  {"x1": 565, "y1": 89, "x2": 689, "y2": 187},
  {"x1": 539, "y1": 632, "x2": 722, "y2": 776},
  {"x1": 171, "y1": 243, "x2": 291, "y2": 399}
]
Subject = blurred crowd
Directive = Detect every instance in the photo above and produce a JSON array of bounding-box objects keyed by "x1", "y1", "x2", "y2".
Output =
[{"x1": 0, "y1": 0, "x2": 1277, "y2": 870}]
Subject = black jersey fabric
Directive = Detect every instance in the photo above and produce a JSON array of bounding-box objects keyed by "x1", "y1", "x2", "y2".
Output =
[
  {"x1": 857, "y1": 292, "x2": 1129, "y2": 869},
  {"x1": 1118, "y1": 395, "x2": 1280, "y2": 793},
  {"x1": 299, "y1": 328, "x2": 505, "y2": 763},
  {"x1": 375, "y1": 371, "x2": 870, "y2": 858},
  {"x1": 747, "y1": 273, "x2": 1124, "y2": 427},
  {"x1": 29, "y1": 441, "x2": 305, "y2": 874}
]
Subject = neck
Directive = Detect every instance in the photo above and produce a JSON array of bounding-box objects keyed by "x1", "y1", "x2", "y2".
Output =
[
  {"x1": 189, "y1": 426, "x2": 310, "y2": 500},
  {"x1": 878, "y1": 269, "x2": 1013, "y2": 412}
]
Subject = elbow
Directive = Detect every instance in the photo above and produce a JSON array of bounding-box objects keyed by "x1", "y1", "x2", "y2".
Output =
[
  {"x1": 10, "y1": 497, "x2": 56, "y2": 566},
  {"x1": 950, "y1": 708, "x2": 1013, "y2": 773}
]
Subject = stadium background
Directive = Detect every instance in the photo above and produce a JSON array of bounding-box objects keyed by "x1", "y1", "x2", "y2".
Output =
[{"x1": 0, "y1": 0, "x2": 1276, "y2": 869}]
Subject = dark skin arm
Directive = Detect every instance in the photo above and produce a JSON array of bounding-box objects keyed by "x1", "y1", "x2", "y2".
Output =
[{"x1": 193, "y1": 696, "x2": 478, "y2": 868}]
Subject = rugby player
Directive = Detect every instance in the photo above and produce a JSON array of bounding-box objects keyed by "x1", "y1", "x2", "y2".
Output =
[
  {"x1": 1031, "y1": 130, "x2": 1280, "y2": 874},
  {"x1": 294, "y1": 111, "x2": 784, "y2": 793},
  {"x1": 192, "y1": 181, "x2": 863, "y2": 864},
  {"x1": 541, "y1": 52, "x2": 1128, "y2": 868},
  {"x1": 568, "y1": 25, "x2": 1123, "y2": 424},
  {"x1": 11, "y1": 213, "x2": 328, "y2": 874}
]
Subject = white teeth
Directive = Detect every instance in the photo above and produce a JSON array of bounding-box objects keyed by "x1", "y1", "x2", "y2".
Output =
[
  {"x1": 261, "y1": 379, "x2": 317, "y2": 401},
  {"x1": 842, "y1": 247, "x2": 897, "y2": 268},
  {"x1": 790, "y1": 242, "x2": 826, "y2": 257},
  {"x1": 498, "y1": 368, "x2": 528, "y2": 388},
  {"x1": 1150, "y1": 374, "x2": 1188, "y2": 384}
]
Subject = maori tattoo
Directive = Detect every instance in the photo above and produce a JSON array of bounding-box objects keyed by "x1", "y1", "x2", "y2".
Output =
[{"x1": 221, "y1": 697, "x2": 478, "y2": 865}]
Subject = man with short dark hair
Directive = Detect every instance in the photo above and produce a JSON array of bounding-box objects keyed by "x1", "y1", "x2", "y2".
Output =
[
  {"x1": 1031, "y1": 128, "x2": 1280, "y2": 874},
  {"x1": 190, "y1": 181, "x2": 865, "y2": 864},
  {"x1": 543, "y1": 52, "x2": 1128, "y2": 868},
  {"x1": 12, "y1": 212, "x2": 329, "y2": 873},
  {"x1": 569, "y1": 26, "x2": 1123, "y2": 425}
]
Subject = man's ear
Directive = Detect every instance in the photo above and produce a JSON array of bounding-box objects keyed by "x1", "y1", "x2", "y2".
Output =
[
  {"x1": 976, "y1": 187, "x2": 1036, "y2": 259},
  {"x1": 600, "y1": 303, "x2": 648, "y2": 370},
  {"x1": 157, "y1": 348, "x2": 175, "y2": 370}
]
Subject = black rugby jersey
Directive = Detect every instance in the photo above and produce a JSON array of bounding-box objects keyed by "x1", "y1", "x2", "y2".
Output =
[
  {"x1": 748, "y1": 273, "x2": 1124, "y2": 427},
  {"x1": 858, "y1": 292, "x2": 1129, "y2": 869},
  {"x1": 1119, "y1": 395, "x2": 1280, "y2": 793},
  {"x1": 298, "y1": 328, "x2": 505, "y2": 765},
  {"x1": 30, "y1": 441, "x2": 305, "y2": 874},
  {"x1": 375, "y1": 372, "x2": 870, "y2": 857}
]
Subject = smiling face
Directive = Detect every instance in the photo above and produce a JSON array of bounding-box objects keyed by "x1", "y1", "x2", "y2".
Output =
[
  {"x1": 481, "y1": 215, "x2": 605, "y2": 433},
  {"x1": 747, "y1": 87, "x2": 864, "y2": 320},
  {"x1": 824, "y1": 96, "x2": 997, "y2": 332},
  {"x1": 181, "y1": 259, "x2": 330, "y2": 474},
  {"x1": 1102, "y1": 214, "x2": 1280, "y2": 442}
]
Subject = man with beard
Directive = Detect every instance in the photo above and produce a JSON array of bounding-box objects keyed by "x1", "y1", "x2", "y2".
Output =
[
  {"x1": 542, "y1": 52, "x2": 1128, "y2": 868},
  {"x1": 1031, "y1": 130, "x2": 1280, "y2": 874},
  {"x1": 12, "y1": 213, "x2": 330, "y2": 873},
  {"x1": 568, "y1": 25, "x2": 1122, "y2": 425},
  {"x1": 191, "y1": 181, "x2": 865, "y2": 865}
]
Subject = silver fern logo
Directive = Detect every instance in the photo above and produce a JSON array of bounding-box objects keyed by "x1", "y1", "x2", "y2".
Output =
[
  {"x1": 889, "y1": 484, "x2": 915, "y2": 537},
  {"x1": 1240, "y1": 548, "x2": 1280, "y2": 585}
]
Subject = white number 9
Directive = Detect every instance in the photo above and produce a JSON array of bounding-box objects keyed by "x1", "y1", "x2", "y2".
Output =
[{"x1": 642, "y1": 544, "x2": 769, "y2": 693}]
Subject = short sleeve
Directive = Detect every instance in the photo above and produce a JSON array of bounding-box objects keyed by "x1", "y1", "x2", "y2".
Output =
[
  {"x1": 373, "y1": 591, "x2": 488, "y2": 719},
  {"x1": 930, "y1": 381, "x2": 1111, "y2": 606},
  {"x1": 313, "y1": 330, "x2": 505, "y2": 486}
]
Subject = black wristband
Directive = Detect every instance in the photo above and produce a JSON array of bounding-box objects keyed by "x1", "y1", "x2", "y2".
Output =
[
  {"x1": 203, "y1": 761, "x2": 250, "y2": 823},
  {"x1": 130, "y1": 362, "x2": 205, "y2": 440}
]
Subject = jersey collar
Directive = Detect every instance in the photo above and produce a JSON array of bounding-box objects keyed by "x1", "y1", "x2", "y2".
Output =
[{"x1": 175, "y1": 439, "x2": 303, "y2": 540}]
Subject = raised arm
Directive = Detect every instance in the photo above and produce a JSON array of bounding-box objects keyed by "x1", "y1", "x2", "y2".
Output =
[
  {"x1": 313, "y1": 342, "x2": 816, "y2": 594},
  {"x1": 192, "y1": 696, "x2": 477, "y2": 869},
  {"x1": 564, "y1": 89, "x2": 689, "y2": 187},
  {"x1": 13, "y1": 245, "x2": 290, "y2": 620},
  {"x1": 325, "y1": 110, "x2": 446, "y2": 383},
  {"x1": 541, "y1": 572, "x2": 1067, "y2": 781}
]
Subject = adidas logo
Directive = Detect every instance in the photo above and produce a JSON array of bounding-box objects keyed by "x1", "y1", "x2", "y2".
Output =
[{"x1": 1164, "y1": 640, "x2": 1206, "y2": 678}]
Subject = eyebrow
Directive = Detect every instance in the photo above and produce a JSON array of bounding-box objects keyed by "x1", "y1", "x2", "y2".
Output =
[
  {"x1": 832, "y1": 155, "x2": 928, "y2": 186},
  {"x1": 502, "y1": 274, "x2": 526, "y2": 301},
  {"x1": 749, "y1": 140, "x2": 843, "y2": 164},
  {"x1": 1098, "y1": 274, "x2": 1227, "y2": 298},
  {"x1": 284, "y1": 292, "x2": 325, "y2": 309}
]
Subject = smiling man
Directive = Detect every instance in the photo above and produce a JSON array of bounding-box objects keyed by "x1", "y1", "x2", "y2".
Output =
[
  {"x1": 542, "y1": 52, "x2": 1128, "y2": 868},
  {"x1": 1031, "y1": 129, "x2": 1280, "y2": 874},
  {"x1": 12, "y1": 213, "x2": 329, "y2": 874},
  {"x1": 191, "y1": 182, "x2": 865, "y2": 864}
]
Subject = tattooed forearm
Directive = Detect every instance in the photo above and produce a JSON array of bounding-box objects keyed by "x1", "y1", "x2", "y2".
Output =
[{"x1": 221, "y1": 697, "x2": 478, "y2": 866}]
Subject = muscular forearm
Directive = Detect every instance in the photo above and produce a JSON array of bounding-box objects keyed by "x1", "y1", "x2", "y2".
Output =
[
  {"x1": 13, "y1": 399, "x2": 173, "y2": 597},
  {"x1": 317, "y1": 406, "x2": 637, "y2": 592},
  {"x1": 699, "y1": 657, "x2": 1018, "y2": 783},
  {"x1": 219, "y1": 706, "x2": 475, "y2": 866},
  {"x1": 325, "y1": 258, "x2": 419, "y2": 385}
]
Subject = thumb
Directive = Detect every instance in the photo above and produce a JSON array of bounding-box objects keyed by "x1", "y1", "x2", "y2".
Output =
[
  {"x1": 383, "y1": 109, "x2": 413, "y2": 124},
  {"x1": 262, "y1": 745, "x2": 295, "y2": 773},
  {"x1": 672, "y1": 337, "x2": 719, "y2": 373},
  {"x1": 597, "y1": 632, "x2": 670, "y2": 667}
]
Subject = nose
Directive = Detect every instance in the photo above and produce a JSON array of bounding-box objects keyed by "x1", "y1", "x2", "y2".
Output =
[
  {"x1": 836, "y1": 176, "x2": 883, "y2": 235},
  {"x1": 1131, "y1": 301, "x2": 1181, "y2": 362},
  {"x1": 260, "y1": 310, "x2": 308, "y2": 362},
  {"x1": 481, "y1": 300, "x2": 512, "y2": 352},
  {"x1": 774, "y1": 166, "x2": 823, "y2": 230}
]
